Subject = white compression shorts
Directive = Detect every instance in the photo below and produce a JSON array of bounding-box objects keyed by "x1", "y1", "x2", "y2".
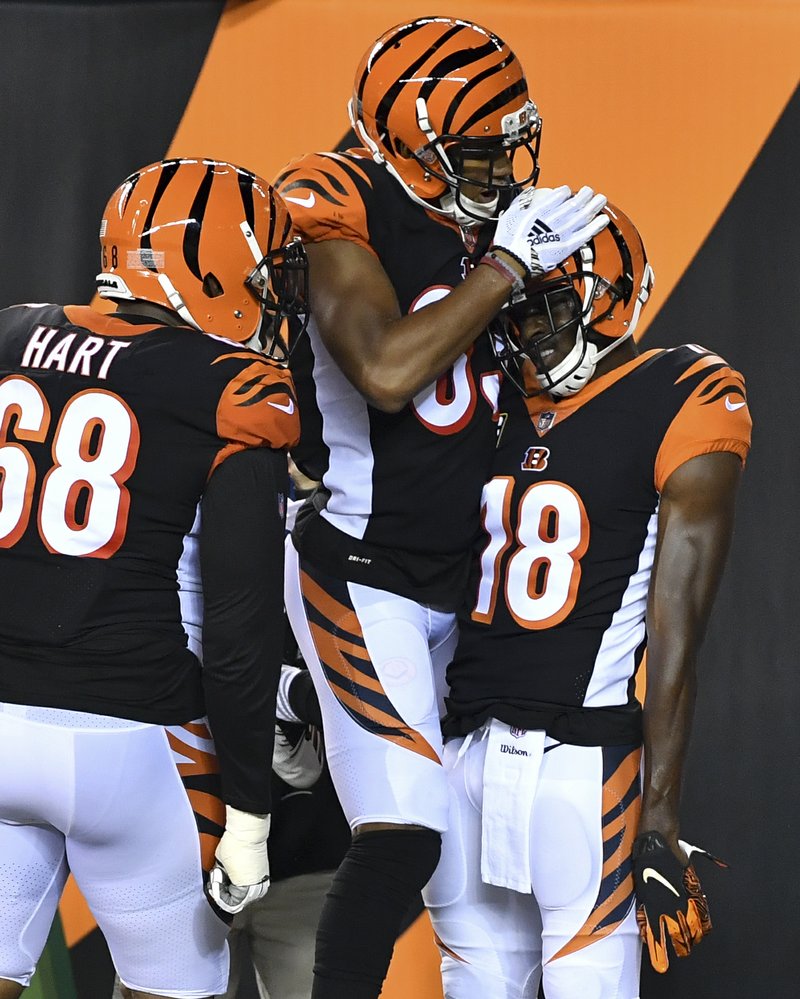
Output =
[
  {"x1": 424, "y1": 720, "x2": 643, "y2": 999},
  {"x1": 0, "y1": 703, "x2": 229, "y2": 998},
  {"x1": 284, "y1": 537, "x2": 457, "y2": 832}
]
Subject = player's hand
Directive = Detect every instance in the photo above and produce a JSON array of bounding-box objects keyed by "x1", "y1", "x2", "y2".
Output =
[
  {"x1": 272, "y1": 721, "x2": 324, "y2": 789},
  {"x1": 491, "y1": 185, "x2": 609, "y2": 279},
  {"x1": 632, "y1": 830, "x2": 727, "y2": 973},
  {"x1": 207, "y1": 806, "x2": 271, "y2": 914}
]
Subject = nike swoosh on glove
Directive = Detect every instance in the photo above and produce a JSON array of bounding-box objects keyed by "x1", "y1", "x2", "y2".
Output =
[
  {"x1": 632, "y1": 830, "x2": 728, "y2": 973},
  {"x1": 491, "y1": 184, "x2": 609, "y2": 279},
  {"x1": 207, "y1": 806, "x2": 271, "y2": 915}
]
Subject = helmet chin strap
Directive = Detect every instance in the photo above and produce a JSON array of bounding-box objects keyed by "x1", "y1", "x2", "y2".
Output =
[
  {"x1": 157, "y1": 274, "x2": 202, "y2": 331},
  {"x1": 537, "y1": 332, "x2": 598, "y2": 398},
  {"x1": 537, "y1": 328, "x2": 634, "y2": 398},
  {"x1": 438, "y1": 189, "x2": 500, "y2": 227}
]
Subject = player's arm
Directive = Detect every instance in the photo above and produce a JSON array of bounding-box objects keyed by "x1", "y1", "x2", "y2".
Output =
[
  {"x1": 199, "y1": 445, "x2": 288, "y2": 910},
  {"x1": 636, "y1": 449, "x2": 742, "y2": 967},
  {"x1": 635, "y1": 454, "x2": 743, "y2": 969},
  {"x1": 641, "y1": 449, "x2": 743, "y2": 853},
  {"x1": 635, "y1": 452, "x2": 743, "y2": 971},
  {"x1": 306, "y1": 238, "x2": 515, "y2": 412},
  {"x1": 306, "y1": 185, "x2": 608, "y2": 413}
]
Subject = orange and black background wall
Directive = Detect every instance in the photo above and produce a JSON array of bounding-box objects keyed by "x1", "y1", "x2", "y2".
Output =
[{"x1": 1, "y1": 1, "x2": 797, "y2": 997}]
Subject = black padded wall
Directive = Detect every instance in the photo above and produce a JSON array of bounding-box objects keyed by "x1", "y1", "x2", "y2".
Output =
[{"x1": 0, "y1": 1, "x2": 225, "y2": 308}]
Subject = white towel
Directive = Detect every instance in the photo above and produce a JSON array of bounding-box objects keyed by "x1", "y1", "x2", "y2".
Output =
[{"x1": 480, "y1": 718, "x2": 545, "y2": 893}]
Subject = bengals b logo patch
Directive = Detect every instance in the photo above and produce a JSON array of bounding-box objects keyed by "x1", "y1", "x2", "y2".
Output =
[{"x1": 521, "y1": 446, "x2": 550, "y2": 471}]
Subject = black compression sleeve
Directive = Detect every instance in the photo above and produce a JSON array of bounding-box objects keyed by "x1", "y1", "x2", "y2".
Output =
[{"x1": 199, "y1": 446, "x2": 288, "y2": 814}]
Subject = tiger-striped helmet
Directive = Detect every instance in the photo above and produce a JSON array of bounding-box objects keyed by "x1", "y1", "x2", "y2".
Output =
[
  {"x1": 492, "y1": 203, "x2": 656, "y2": 398},
  {"x1": 96, "y1": 158, "x2": 308, "y2": 353},
  {"x1": 349, "y1": 17, "x2": 541, "y2": 224}
]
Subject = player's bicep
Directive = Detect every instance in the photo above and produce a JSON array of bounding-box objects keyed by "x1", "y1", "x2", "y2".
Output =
[
  {"x1": 649, "y1": 451, "x2": 743, "y2": 640},
  {"x1": 306, "y1": 239, "x2": 402, "y2": 392}
]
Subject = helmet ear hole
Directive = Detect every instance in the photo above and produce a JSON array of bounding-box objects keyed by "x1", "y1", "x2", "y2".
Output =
[{"x1": 202, "y1": 272, "x2": 224, "y2": 299}]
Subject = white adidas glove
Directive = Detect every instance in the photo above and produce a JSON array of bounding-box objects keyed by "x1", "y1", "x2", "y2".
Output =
[
  {"x1": 208, "y1": 805, "x2": 270, "y2": 914},
  {"x1": 491, "y1": 185, "x2": 609, "y2": 278},
  {"x1": 273, "y1": 722, "x2": 324, "y2": 789}
]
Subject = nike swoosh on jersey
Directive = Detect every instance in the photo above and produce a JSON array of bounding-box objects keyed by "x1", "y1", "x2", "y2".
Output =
[
  {"x1": 268, "y1": 398, "x2": 295, "y2": 414},
  {"x1": 641, "y1": 867, "x2": 681, "y2": 896},
  {"x1": 285, "y1": 193, "x2": 316, "y2": 209},
  {"x1": 725, "y1": 397, "x2": 746, "y2": 411}
]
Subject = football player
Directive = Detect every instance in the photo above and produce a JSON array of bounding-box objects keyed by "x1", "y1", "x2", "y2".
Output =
[
  {"x1": 0, "y1": 158, "x2": 307, "y2": 999},
  {"x1": 275, "y1": 15, "x2": 609, "y2": 999},
  {"x1": 423, "y1": 205, "x2": 751, "y2": 996}
]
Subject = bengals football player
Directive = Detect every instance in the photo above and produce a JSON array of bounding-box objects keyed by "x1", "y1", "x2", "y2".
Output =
[
  {"x1": 274, "y1": 15, "x2": 609, "y2": 999},
  {"x1": 0, "y1": 158, "x2": 306, "y2": 999},
  {"x1": 423, "y1": 205, "x2": 750, "y2": 996}
]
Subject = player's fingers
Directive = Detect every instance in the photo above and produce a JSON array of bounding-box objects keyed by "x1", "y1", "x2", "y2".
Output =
[
  {"x1": 686, "y1": 898, "x2": 711, "y2": 943},
  {"x1": 518, "y1": 183, "x2": 571, "y2": 220},
  {"x1": 545, "y1": 189, "x2": 607, "y2": 230},
  {"x1": 648, "y1": 918, "x2": 671, "y2": 974}
]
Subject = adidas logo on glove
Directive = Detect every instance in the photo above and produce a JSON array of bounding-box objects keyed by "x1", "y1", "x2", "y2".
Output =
[{"x1": 528, "y1": 221, "x2": 561, "y2": 245}]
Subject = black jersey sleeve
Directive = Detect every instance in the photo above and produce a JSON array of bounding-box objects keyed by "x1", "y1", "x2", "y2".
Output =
[{"x1": 199, "y1": 445, "x2": 288, "y2": 814}]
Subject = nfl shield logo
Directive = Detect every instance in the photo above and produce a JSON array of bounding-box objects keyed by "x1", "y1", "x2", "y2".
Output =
[
  {"x1": 537, "y1": 411, "x2": 556, "y2": 433},
  {"x1": 461, "y1": 228, "x2": 478, "y2": 254},
  {"x1": 510, "y1": 726, "x2": 526, "y2": 739}
]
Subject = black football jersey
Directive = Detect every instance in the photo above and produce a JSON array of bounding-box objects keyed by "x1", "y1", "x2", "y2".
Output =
[
  {"x1": 0, "y1": 303, "x2": 298, "y2": 724},
  {"x1": 275, "y1": 150, "x2": 502, "y2": 606},
  {"x1": 445, "y1": 346, "x2": 752, "y2": 743}
]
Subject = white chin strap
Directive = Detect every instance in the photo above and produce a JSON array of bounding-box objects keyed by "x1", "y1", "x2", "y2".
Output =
[
  {"x1": 537, "y1": 332, "x2": 598, "y2": 398},
  {"x1": 535, "y1": 262, "x2": 653, "y2": 399},
  {"x1": 438, "y1": 189, "x2": 500, "y2": 226},
  {"x1": 156, "y1": 274, "x2": 202, "y2": 331},
  {"x1": 537, "y1": 330, "x2": 633, "y2": 398}
]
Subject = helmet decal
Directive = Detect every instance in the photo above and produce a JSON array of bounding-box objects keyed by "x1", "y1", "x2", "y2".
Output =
[
  {"x1": 96, "y1": 158, "x2": 306, "y2": 354},
  {"x1": 350, "y1": 17, "x2": 541, "y2": 223}
]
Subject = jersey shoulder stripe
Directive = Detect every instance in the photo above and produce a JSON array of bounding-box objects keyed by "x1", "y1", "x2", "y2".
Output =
[
  {"x1": 62, "y1": 305, "x2": 164, "y2": 337},
  {"x1": 273, "y1": 150, "x2": 375, "y2": 251},
  {"x1": 211, "y1": 351, "x2": 299, "y2": 473},
  {"x1": 655, "y1": 345, "x2": 752, "y2": 490}
]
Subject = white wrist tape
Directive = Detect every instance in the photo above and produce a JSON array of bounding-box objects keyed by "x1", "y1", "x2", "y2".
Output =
[{"x1": 215, "y1": 805, "x2": 271, "y2": 885}]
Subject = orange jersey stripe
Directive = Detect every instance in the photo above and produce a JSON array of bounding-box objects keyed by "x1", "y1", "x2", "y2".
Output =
[
  {"x1": 63, "y1": 304, "x2": 162, "y2": 337},
  {"x1": 274, "y1": 150, "x2": 375, "y2": 254},
  {"x1": 655, "y1": 362, "x2": 751, "y2": 491},
  {"x1": 211, "y1": 356, "x2": 299, "y2": 475}
]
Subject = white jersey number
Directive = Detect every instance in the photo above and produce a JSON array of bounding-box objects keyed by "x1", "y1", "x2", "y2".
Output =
[
  {"x1": 0, "y1": 375, "x2": 140, "y2": 557},
  {"x1": 409, "y1": 285, "x2": 496, "y2": 435},
  {"x1": 472, "y1": 476, "x2": 589, "y2": 629}
]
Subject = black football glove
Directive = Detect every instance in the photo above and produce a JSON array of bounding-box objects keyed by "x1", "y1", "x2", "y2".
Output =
[{"x1": 632, "y1": 830, "x2": 728, "y2": 973}]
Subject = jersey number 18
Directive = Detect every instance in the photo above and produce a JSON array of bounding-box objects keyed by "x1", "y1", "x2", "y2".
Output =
[{"x1": 472, "y1": 476, "x2": 590, "y2": 629}]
